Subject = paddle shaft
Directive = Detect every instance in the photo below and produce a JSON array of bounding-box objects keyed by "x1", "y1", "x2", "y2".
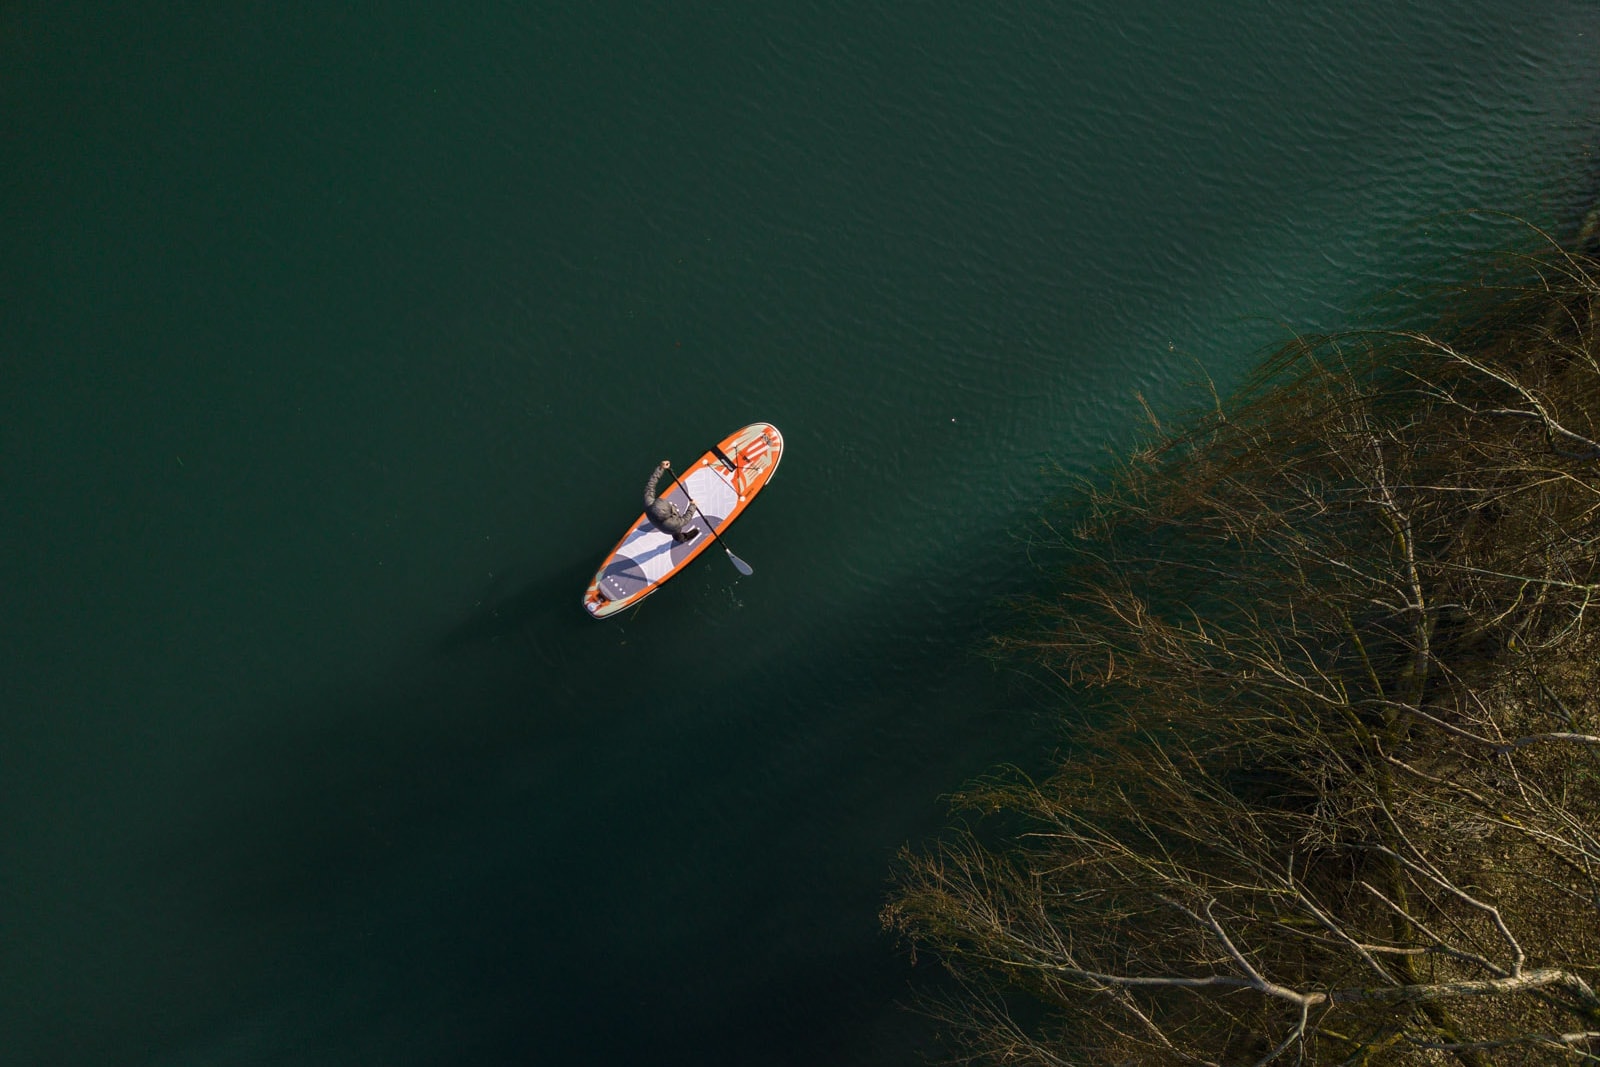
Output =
[{"x1": 667, "y1": 466, "x2": 752, "y2": 575}]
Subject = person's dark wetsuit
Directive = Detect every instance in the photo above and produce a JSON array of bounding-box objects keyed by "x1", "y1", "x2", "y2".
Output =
[{"x1": 643, "y1": 460, "x2": 700, "y2": 542}]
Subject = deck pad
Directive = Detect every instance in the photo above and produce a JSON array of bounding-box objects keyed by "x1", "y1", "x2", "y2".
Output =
[{"x1": 583, "y1": 423, "x2": 783, "y2": 618}]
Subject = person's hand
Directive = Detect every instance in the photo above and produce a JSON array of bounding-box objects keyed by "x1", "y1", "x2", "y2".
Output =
[{"x1": 662, "y1": 459, "x2": 671, "y2": 467}]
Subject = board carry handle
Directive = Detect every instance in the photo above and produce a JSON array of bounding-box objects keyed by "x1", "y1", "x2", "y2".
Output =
[
  {"x1": 667, "y1": 466, "x2": 753, "y2": 577},
  {"x1": 711, "y1": 443, "x2": 762, "y2": 474}
]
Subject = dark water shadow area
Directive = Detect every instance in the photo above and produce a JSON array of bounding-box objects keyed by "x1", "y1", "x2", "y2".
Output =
[
  {"x1": 433, "y1": 553, "x2": 597, "y2": 658},
  {"x1": 113, "y1": 522, "x2": 1054, "y2": 1066}
]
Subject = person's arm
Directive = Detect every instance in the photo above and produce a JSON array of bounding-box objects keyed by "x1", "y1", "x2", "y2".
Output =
[{"x1": 643, "y1": 460, "x2": 670, "y2": 506}]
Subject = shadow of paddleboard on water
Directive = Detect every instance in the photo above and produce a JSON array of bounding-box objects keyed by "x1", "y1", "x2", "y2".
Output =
[{"x1": 432, "y1": 553, "x2": 596, "y2": 658}]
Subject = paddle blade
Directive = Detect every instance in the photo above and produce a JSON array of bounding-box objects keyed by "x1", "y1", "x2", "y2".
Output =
[{"x1": 726, "y1": 550, "x2": 754, "y2": 576}]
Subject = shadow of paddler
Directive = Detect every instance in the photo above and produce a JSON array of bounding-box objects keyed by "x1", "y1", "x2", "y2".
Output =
[{"x1": 434, "y1": 553, "x2": 596, "y2": 656}]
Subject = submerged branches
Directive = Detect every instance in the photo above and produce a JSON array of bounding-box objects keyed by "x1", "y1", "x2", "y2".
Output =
[{"x1": 888, "y1": 239, "x2": 1600, "y2": 1065}]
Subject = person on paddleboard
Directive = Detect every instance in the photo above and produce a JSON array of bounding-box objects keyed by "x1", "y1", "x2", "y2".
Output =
[{"x1": 644, "y1": 460, "x2": 701, "y2": 543}]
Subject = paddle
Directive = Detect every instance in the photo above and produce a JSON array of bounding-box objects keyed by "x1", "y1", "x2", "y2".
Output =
[{"x1": 667, "y1": 466, "x2": 754, "y2": 576}]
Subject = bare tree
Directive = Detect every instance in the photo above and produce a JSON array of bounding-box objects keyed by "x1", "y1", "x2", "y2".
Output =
[{"x1": 886, "y1": 233, "x2": 1600, "y2": 1065}]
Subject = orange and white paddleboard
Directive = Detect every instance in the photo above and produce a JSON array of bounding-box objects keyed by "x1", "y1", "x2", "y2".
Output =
[{"x1": 583, "y1": 422, "x2": 784, "y2": 618}]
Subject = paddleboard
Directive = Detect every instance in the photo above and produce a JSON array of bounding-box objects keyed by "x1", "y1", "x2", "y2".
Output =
[{"x1": 583, "y1": 422, "x2": 784, "y2": 618}]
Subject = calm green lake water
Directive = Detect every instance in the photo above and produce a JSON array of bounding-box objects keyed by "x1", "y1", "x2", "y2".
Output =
[{"x1": 4, "y1": 3, "x2": 1598, "y2": 1063}]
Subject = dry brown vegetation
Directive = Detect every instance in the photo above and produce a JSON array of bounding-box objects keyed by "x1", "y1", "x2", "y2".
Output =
[{"x1": 885, "y1": 229, "x2": 1600, "y2": 1066}]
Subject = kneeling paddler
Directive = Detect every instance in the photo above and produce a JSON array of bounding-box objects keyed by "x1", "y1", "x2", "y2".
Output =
[{"x1": 643, "y1": 460, "x2": 701, "y2": 543}]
